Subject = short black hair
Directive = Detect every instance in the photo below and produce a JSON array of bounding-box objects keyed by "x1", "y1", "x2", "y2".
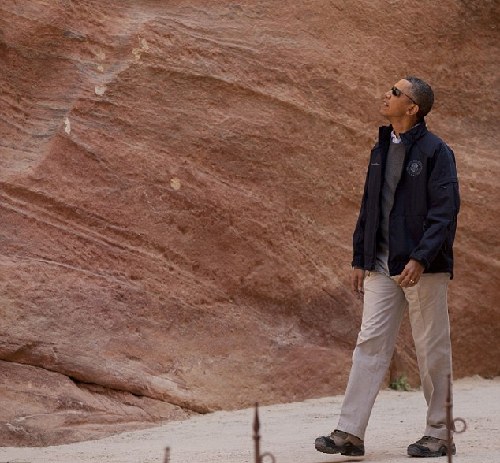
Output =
[{"x1": 405, "y1": 76, "x2": 434, "y2": 121}]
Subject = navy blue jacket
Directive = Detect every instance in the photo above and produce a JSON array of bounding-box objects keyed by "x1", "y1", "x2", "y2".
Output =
[{"x1": 352, "y1": 122, "x2": 460, "y2": 277}]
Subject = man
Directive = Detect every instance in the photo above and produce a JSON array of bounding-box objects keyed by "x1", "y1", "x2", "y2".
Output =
[{"x1": 315, "y1": 76, "x2": 460, "y2": 458}]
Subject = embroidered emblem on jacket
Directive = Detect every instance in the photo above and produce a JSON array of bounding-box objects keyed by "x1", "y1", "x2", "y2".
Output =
[{"x1": 407, "y1": 160, "x2": 423, "y2": 176}]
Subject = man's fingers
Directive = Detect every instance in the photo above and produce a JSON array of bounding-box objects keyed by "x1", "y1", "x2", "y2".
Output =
[
  {"x1": 351, "y1": 269, "x2": 365, "y2": 295},
  {"x1": 399, "y1": 273, "x2": 418, "y2": 287},
  {"x1": 399, "y1": 259, "x2": 424, "y2": 287}
]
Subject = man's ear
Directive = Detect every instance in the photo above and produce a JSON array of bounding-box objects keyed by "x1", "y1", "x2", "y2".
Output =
[{"x1": 407, "y1": 104, "x2": 419, "y2": 117}]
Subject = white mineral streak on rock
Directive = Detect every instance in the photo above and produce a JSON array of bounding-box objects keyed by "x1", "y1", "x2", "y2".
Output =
[
  {"x1": 132, "y1": 37, "x2": 149, "y2": 61},
  {"x1": 95, "y1": 85, "x2": 106, "y2": 95},
  {"x1": 95, "y1": 50, "x2": 106, "y2": 61},
  {"x1": 170, "y1": 178, "x2": 181, "y2": 190},
  {"x1": 64, "y1": 117, "x2": 71, "y2": 134}
]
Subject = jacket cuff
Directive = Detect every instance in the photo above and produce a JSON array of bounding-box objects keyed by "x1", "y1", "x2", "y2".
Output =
[
  {"x1": 409, "y1": 253, "x2": 429, "y2": 269},
  {"x1": 352, "y1": 257, "x2": 364, "y2": 268}
]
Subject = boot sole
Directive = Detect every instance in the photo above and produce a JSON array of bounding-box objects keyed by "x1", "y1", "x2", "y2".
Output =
[
  {"x1": 315, "y1": 436, "x2": 365, "y2": 456},
  {"x1": 408, "y1": 444, "x2": 456, "y2": 457}
]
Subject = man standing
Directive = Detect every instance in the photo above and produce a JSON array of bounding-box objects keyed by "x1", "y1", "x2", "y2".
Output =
[{"x1": 315, "y1": 77, "x2": 460, "y2": 458}]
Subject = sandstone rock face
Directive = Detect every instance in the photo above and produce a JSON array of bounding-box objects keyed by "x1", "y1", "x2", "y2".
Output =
[{"x1": 1, "y1": 0, "x2": 499, "y2": 446}]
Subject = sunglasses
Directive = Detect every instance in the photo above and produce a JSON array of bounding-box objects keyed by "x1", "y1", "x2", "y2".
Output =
[{"x1": 391, "y1": 86, "x2": 418, "y2": 105}]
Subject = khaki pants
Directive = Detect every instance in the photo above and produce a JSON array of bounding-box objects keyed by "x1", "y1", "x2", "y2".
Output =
[{"x1": 337, "y1": 271, "x2": 452, "y2": 440}]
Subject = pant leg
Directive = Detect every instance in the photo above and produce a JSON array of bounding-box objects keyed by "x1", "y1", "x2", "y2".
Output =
[
  {"x1": 337, "y1": 271, "x2": 407, "y2": 439},
  {"x1": 404, "y1": 272, "x2": 452, "y2": 440}
]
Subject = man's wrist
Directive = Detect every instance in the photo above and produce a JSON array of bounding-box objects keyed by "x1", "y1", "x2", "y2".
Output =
[{"x1": 409, "y1": 257, "x2": 425, "y2": 269}]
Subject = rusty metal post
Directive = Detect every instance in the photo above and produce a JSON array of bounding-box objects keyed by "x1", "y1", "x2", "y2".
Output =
[
  {"x1": 446, "y1": 374, "x2": 453, "y2": 463},
  {"x1": 446, "y1": 373, "x2": 467, "y2": 463},
  {"x1": 163, "y1": 446, "x2": 170, "y2": 463},
  {"x1": 253, "y1": 403, "x2": 261, "y2": 463},
  {"x1": 253, "y1": 403, "x2": 276, "y2": 463}
]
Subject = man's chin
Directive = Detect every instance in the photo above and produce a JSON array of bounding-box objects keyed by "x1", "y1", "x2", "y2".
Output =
[{"x1": 379, "y1": 107, "x2": 389, "y2": 117}]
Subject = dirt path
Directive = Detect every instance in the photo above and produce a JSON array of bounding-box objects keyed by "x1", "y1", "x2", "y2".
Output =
[{"x1": 1, "y1": 376, "x2": 498, "y2": 463}]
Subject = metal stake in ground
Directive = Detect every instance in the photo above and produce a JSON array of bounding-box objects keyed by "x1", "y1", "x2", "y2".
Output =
[
  {"x1": 446, "y1": 374, "x2": 467, "y2": 463},
  {"x1": 253, "y1": 403, "x2": 276, "y2": 463}
]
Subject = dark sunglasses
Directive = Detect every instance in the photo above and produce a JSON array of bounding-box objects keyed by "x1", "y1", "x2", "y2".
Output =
[{"x1": 391, "y1": 86, "x2": 418, "y2": 105}]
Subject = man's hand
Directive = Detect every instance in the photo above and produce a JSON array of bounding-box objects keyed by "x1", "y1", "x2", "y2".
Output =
[
  {"x1": 397, "y1": 259, "x2": 425, "y2": 287},
  {"x1": 351, "y1": 268, "x2": 366, "y2": 298}
]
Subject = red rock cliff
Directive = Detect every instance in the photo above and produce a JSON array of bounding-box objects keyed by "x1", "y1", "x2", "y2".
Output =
[{"x1": 0, "y1": 0, "x2": 498, "y2": 446}]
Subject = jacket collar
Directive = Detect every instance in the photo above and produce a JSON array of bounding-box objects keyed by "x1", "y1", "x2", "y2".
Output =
[{"x1": 379, "y1": 121, "x2": 428, "y2": 146}]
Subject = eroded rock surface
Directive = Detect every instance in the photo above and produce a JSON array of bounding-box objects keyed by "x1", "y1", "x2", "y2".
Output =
[{"x1": 1, "y1": 0, "x2": 499, "y2": 446}]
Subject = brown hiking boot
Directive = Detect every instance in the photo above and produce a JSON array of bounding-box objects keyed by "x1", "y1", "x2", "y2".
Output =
[
  {"x1": 315, "y1": 429, "x2": 365, "y2": 456},
  {"x1": 407, "y1": 436, "x2": 456, "y2": 457}
]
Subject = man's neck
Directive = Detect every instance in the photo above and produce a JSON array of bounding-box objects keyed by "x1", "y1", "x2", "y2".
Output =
[{"x1": 389, "y1": 117, "x2": 418, "y2": 137}]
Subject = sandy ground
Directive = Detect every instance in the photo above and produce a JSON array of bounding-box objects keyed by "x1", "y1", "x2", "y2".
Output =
[{"x1": 1, "y1": 376, "x2": 499, "y2": 463}]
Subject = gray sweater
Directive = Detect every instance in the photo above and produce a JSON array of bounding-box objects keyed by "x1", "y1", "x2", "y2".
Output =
[{"x1": 375, "y1": 139, "x2": 406, "y2": 273}]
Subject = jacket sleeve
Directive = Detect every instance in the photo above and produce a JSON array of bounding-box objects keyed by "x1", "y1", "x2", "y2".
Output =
[
  {"x1": 410, "y1": 144, "x2": 460, "y2": 268},
  {"x1": 352, "y1": 165, "x2": 370, "y2": 268}
]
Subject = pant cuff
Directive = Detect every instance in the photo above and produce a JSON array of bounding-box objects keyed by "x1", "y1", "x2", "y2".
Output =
[{"x1": 336, "y1": 421, "x2": 365, "y2": 440}]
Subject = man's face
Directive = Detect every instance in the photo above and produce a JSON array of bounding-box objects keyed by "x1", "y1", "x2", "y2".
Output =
[{"x1": 380, "y1": 79, "x2": 417, "y2": 119}]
